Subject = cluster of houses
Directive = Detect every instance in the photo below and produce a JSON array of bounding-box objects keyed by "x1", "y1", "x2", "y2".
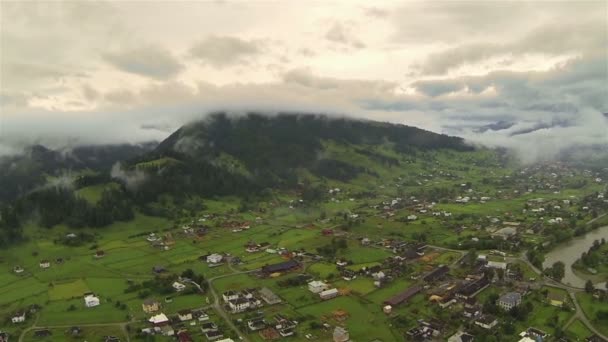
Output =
[
  {"x1": 246, "y1": 314, "x2": 299, "y2": 338},
  {"x1": 222, "y1": 287, "x2": 282, "y2": 314},
  {"x1": 143, "y1": 309, "x2": 226, "y2": 340}
]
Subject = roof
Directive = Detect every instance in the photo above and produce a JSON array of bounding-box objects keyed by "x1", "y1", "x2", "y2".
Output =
[
  {"x1": 262, "y1": 259, "x2": 299, "y2": 273},
  {"x1": 384, "y1": 285, "x2": 423, "y2": 306},
  {"x1": 499, "y1": 292, "x2": 522, "y2": 305},
  {"x1": 143, "y1": 298, "x2": 159, "y2": 305},
  {"x1": 423, "y1": 265, "x2": 450, "y2": 282}
]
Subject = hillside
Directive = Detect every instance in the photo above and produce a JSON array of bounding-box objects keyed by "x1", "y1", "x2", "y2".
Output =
[
  {"x1": 127, "y1": 112, "x2": 479, "y2": 200},
  {"x1": 0, "y1": 143, "x2": 157, "y2": 203}
]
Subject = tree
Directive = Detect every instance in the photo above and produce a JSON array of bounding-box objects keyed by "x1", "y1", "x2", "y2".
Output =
[
  {"x1": 585, "y1": 280, "x2": 595, "y2": 293},
  {"x1": 549, "y1": 261, "x2": 565, "y2": 282}
]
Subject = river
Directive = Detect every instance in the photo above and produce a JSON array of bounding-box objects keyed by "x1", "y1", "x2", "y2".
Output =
[{"x1": 543, "y1": 225, "x2": 608, "y2": 288}]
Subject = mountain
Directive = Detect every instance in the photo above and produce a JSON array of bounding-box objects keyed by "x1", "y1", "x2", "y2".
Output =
[
  {"x1": 0, "y1": 142, "x2": 157, "y2": 203},
  {"x1": 125, "y1": 112, "x2": 475, "y2": 200}
]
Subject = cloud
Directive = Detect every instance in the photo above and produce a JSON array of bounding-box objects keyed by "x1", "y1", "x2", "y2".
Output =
[
  {"x1": 103, "y1": 45, "x2": 184, "y2": 80},
  {"x1": 324, "y1": 23, "x2": 365, "y2": 49},
  {"x1": 189, "y1": 35, "x2": 262, "y2": 67}
]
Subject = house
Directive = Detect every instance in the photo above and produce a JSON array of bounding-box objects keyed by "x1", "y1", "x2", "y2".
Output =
[
  {"x1": 474, "y1": 315, "x2": 498, "y2": 329},
  {"x1": 247, "y1": 318, "x2": 267, "y2": 331},
  {"x1": 486, "y1": 261, "x2": 507, "y2": 270},
  {"x1": 200, "y1": 322, "x2": 218, "y2": 332},
  {"x1": 259, "y1": 287, "x2": 282, "y2": 304},
  {"x1": 333, "y1": 326, "x2": 349, "y2": 342},
  {"x1": 261, "y1": 259, "x2": 300, "y2": 276},
  {"x1": 204, "y1": 330, "x2": 224, "y2": 341},
  {"x1": 448, "y1": 331, "x2": 475, "y2": 342},
  {"x1": 178, "y1": 310, "x2": 193, "y2": 321},
  {"x1": 172, "y1": 281, "x2": 186, "y2": 292},
  {"x1": 384, "y1": 285, "x2": 422, "y2": 306},
  {"x1": 319, "y1": 288, "x2": 339, "y2": 300},
  {"x1": 497, "y1": 292, "x2": 522, "y2": 311},
  {"x1": 222, "y1": 291, "x2": 239, "y2": 302},
  {"x1": 13, "y1": 266, "x2": 24, "y2": 274},
  {"x1": 11, "y1": 312, "x2": 26, "y2": 323},
  {"x1": 423, "y1": 265, "x2": 450, "y2": 282},
  {"x1": 228, "y1": 297, "x2": 250, "y2": 313},
  {"x1": 0, "y1": 332, "x2": 8, "y2": 342},
  {"x1": 149, "y1": 313, "x2": 170, "y2": 325},
  {"x1": 94, "y1": 250, "x2": 105, "y2": 259},
  {"x1": 39, "y1": 260, "x2": 51, "y2": 269},
  {"x1": 216, "y1": 339, "x2": 235, "y2": 342},
  {"x1": 142, "y1": 298, "x2": 160, "y2": 313},
  {"x1": 177, "y1": 330, "x2": 193, "y2": 342},
  {"x1": 456, "y1": 277, "x2": 489, "y2": 299},
  {"x1": 207, "y1": 253, "x2": 223, "y2": 264},
  {"x1": 547, "y1": 292, "x2": 566, "y2": 307},
  {"x1": 308, "y1": 280, "x2": 329, "y2": 293},
  {"x1": 84, "y1": 294, "x2": 100, "y2": 308},
  {"x1": 407, "y1": 214, "x2": 418, "y2": 221}
]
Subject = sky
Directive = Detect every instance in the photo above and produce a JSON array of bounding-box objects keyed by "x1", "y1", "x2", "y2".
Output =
[{"x1": 1, "y1": 0, "x2": 607, "y2": 162}]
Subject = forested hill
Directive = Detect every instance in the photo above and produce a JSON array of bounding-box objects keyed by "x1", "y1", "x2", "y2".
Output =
[
  {"x1": 127, "y1": 112, "x2": 473, "y2": 198},
  {"x1": 0, "y1": 113, "x2": 482, "y2": 246},
  {"x1": 0, "y1": 143, "x2": 157, "y2": 203}
]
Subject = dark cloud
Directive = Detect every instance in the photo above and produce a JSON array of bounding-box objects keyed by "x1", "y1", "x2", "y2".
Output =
[
  {"x1": 189, "y1": 35, "x2": 262, "y2": 67},
  {"x1": 103, "y1": 45, "x2": 184, "y2": 80}
]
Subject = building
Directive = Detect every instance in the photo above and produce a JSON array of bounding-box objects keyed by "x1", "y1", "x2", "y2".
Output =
[
  {"x1": 448, "y1": 331, "x2": 475, "y2": 342},
  {"x1": 149, "y1": 313, "x2": 169, "y2": 325},
  {"x1": 456, "y1": 277, "x2": 489, "y2": 299},
  {"x1": 39, "y1": 260, "x2": 51, "y2": 269},
  {"x1": 497, "y1": 292, "x2": 522, "y2": 311},
  {"x1": 12, "y1": 312, "x2": 26, "y2": 323},
  {"x1": 142, "y1": 299, "x2": 160, "y2": 313},
  {"x1": 207, "y1": 253, "x2": 223, "y2": 264},
  {"x1": 261, "y1": 259, "x2": 300, "y2": 276},
  {"x1": 84, "y1": 295, "x2": 100, "y2": 308},
  {"x1": 486, "y1": 261, "x2": 507, "y2": 270},
  {"x1": 259, "y1": 287, "x2": 282, "y2": 304},
  {"x1": 547, "y1": 292, "x2": 566, "y2": 307},
  {"x1": 474, "y1": 315, "x2": 498, "y2": 329},
  {"x1": 423, "y1": 265, "x2": 450, "y2": 282},
  {"x1": 333, "y1": 326, "x2": 349, "y2": 342},
  {"x1": 319, "y1": 288, "x2": 339, "y2": 300},
  {"x1": 384, "y1": 285, "x2": 422, "y2": 306},
  {"x1": 222, "y1": 291, "x2": 239, "y2": 302},
  {"x1": 172, "y1": 281, "x2": 186, "y2": 292},
  {"x1": 228, "y1": 297, "x2": 250, "y2": 313},
  {"x1": 178, "y1": 310, "x2": 193, "y2": 321},
  {"x1": 308, "y1": 280, "x2": 329, "y2": 293}
]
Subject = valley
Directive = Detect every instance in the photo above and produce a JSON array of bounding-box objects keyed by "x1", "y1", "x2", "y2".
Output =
[{"x1": 1, "y1": 115, "x2": 607, "y2": 342}]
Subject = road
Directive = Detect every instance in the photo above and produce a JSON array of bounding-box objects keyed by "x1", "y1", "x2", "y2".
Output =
[
  {"x1": 186, "y1": 259, "x2": 260, "y2": 342},
  {"x1": 18, "y1": 319, "x2": 131, "y2": 342}
]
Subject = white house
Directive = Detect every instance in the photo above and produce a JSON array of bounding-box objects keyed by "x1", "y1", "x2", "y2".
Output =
[
  {"x1": 178, "y1": 310, "x2": 193, "y2": 321},
  {"x1": 11, "y1": 312, "x2": 26, "y2": 323},
  {"x1": 207, "y1": 253, "x2": 223, "y2": 264},
  {"x1": 486, "y1": 261, "x2": 507, "y2": 270},
  {"x1": 222, "y1": 291, "x2": 240, "y2": 302},
  {"x1": 308, "y1": 280, "x2": 329, "y2": 293},
  {"x1": 39, "y1": 260, "x2": 51, "y2": 269},
  {"x1": 84, "y1": 294, "x2": 100, "y2": 308},
  {"x1": 319, "y1": 288, "x2": 339, "y2": 300},
  {"x1": 149, "y1": 312, "x2": 169, "y2": 325},
  {"x1": 172, "y1": 281, "x2": 186, "y2": 292},
  {"x1": 13, "y1": 266, "x2": 24, "y2": 274},
  {"x1": 228, "y1": 297, "x2": 250, "y2": 313},
  {"x1": 407, "y1": 215, "x2": 418, "y2": 221}
]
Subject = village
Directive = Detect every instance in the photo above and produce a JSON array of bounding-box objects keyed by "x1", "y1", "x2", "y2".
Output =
[{"x1": 1, "y1": 162, "x2": 608, "y2": 342}]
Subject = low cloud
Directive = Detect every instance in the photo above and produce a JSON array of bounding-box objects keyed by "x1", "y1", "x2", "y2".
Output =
[
  {"x1": 111, "y1": 162, "x2": 147, "y2": 190},
  {"x1": 189, "y1": 35, "x2": 263, "y2": 67},
  {"x1": 324, "y1": 23, "x2": 365, "y2": 49},
  {"x1": 103, "y1": 45, "x2": 184, "y2": 80}
]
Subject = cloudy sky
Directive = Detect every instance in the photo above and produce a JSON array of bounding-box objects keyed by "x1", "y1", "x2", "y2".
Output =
[{"x1": 1, "y1": 1, "x2": 607, "y2": 161}]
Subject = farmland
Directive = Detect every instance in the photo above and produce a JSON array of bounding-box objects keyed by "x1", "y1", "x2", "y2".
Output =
[{"x1": 0, "y1": 143, "x2": 607, "y2": 342}]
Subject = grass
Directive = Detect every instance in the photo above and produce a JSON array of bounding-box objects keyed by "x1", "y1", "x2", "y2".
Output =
[
  {"x1": 576, "y1": 292, "x2": 608, "y2": 337},
  {"x1": 48, "y1": 279, "x2": 90, "y2": 300},
  {"x1": 75, "y1": 182, "x2": 119, "y2": 203},
  {"x1": 566, "y1": 319, "x2": 592, "y2": 340}
]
